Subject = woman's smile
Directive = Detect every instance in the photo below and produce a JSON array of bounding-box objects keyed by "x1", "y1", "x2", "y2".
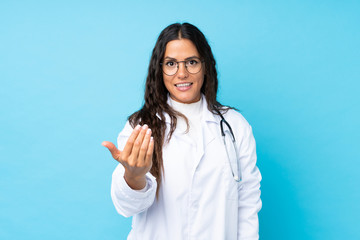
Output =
[{"x1": 174, "y1": 82, "x2": 193, "y2": 91}]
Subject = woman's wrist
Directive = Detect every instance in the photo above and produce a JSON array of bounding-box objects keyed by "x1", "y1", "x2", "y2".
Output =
[{"x1": 123, "y1": 172, "x2": 147, "y2": 190}]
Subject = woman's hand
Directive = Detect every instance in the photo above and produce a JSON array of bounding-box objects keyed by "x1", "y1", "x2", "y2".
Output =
[{"x1": 102, "y1": 125, "x2": 154, "y2": 190}]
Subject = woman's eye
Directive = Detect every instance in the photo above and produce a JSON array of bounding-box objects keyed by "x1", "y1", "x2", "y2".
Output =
[
  {"x1": 188, "y1": 60, "x2": 198, "y2": 65},
  {"x1": 166, "y1": 61, "x2": 175, "y2": 67}
]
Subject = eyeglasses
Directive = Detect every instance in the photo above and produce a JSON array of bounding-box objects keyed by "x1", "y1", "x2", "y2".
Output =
[{"x1": 161, "y1": 57, "x2": 204, "y2": 76}]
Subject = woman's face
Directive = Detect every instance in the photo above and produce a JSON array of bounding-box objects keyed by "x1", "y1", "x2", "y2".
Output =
[{"x1": 162, "y1": 38, "x2": 204, "y2": 104}]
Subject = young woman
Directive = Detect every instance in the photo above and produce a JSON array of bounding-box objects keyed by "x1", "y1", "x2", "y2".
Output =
[{"x1": 102, "y1": 23, "x2": 262, "y2": 240}]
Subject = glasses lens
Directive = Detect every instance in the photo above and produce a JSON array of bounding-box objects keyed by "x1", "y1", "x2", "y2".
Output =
[
  {"x1": 163, "y1": 60, "x2": 177, "y2": 76},
  {"x1": 186, "y1": 58, "x2": 202, "y2": 74}
]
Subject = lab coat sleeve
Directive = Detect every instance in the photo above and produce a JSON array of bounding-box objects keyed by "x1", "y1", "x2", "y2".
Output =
[
  {"x1": 110, "y1": 121, "x2": 157, "y2": 218},
  {"x1": 237, "y1": 125, "x2": 262, "y2": 240}
]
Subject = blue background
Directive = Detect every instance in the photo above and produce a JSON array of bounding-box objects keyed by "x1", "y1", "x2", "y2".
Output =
[{"x1": 1, "y1": 1, "x2": 359, "y2": 239}]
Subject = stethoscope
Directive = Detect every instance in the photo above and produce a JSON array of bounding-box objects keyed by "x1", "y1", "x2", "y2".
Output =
[{"x1": 217, "y1": 110, "x2": 242, "y2": 182}]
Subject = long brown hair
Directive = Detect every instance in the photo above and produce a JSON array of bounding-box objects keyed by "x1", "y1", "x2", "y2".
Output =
[{"x1": 128, "y1": 23, "x2": 230, "y2": 197}]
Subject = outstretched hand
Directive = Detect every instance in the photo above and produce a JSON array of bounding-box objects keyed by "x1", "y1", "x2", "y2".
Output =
[{"x1": 102, "y1": 124, "x2": 154, "y2": 190}]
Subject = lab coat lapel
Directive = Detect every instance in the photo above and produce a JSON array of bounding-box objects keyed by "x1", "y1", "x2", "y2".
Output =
[
  {"x1": 201, "y1": 97, "x2": 218, "y2": 147},
  {"x1": 156, "y1": 107, "x2": 194, "y2": 146},
  {"x1": 191, "y1": 96, "x2": 219, "y2": 174},
  {"x1": 157, "y1": 96, "x2": 220, "y2": 174}
]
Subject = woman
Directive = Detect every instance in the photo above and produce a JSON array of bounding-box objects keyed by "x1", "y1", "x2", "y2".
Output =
[{"x1": 102, "y1": 23, "x2": 262, "y2": 240}]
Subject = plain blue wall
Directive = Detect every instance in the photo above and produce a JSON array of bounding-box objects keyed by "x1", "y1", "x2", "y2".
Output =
[{"x1": 1, "y1": 1, "x2": 359, "y2": 239}]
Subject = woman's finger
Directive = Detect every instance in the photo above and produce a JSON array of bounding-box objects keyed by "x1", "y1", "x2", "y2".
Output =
[
  {"x1": 145, "y1": 137, "x2": 154, "y2": 166},
  {"x1": 102, "y1": 141, "x2": 121, "y2": 161},
  {"x1": 138, "y1": 128, "x2": 152, "y2": 163},
  {"x1": 131, "y1": 125, "x2": 148, "y2": 161},
  {"x1": 122, "y1": 125, "x2": 141, "y2": 159}
]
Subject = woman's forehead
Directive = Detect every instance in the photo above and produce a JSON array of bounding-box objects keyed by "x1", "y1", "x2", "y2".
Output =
[{"x1": 164, "y1": 39, "x2": 200, "y2": 60}]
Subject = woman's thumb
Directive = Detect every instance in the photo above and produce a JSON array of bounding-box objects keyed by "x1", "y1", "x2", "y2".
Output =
[{"x1": 102, "y1": 141, "x2": 121, "y2": 160}]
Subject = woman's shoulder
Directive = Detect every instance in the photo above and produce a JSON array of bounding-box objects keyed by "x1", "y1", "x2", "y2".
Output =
[
  {"x1": 222, "y1": 108, "x2": 250, "y2": 127},
  {"x1": 220, "y1": 108, "x2": 253, "y2": 136}
]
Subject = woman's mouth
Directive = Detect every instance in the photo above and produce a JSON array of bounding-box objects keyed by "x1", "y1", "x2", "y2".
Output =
[{"x1": 175, "y1": 82, "x2": 193, "y2": 91}]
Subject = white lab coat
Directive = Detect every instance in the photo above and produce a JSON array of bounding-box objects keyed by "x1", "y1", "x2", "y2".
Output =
[{"x1": 111, "y1": 96, "x2": 262, "y2": 240}]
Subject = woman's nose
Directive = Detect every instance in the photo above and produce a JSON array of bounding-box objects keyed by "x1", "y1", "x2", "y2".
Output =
[{"x1": 177, "y1": 62, "x2": 188, "y2": 78}]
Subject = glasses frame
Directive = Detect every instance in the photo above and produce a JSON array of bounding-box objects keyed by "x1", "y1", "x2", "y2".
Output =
[{"x1": 160, "y1": 57, "x2": 205, "y2": 76}]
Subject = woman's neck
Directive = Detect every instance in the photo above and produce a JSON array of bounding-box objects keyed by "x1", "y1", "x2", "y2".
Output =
[{"x1": 169, "y1": 96, "x2": 203, "y2": 118}]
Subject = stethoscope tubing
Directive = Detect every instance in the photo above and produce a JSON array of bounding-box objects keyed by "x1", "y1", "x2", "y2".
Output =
[{"x1": 217, "y1": 110, "x2": 242, "y2": 182}]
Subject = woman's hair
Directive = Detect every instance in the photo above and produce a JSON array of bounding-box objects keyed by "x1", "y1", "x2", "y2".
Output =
[{"x1": 128, "y1": 22, "x2": 231, "y2": 197}]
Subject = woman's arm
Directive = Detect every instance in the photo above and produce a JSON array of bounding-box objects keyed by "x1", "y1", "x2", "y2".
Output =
[
  {"x1": 111, "y1": 163, "x2": 157, "y2": 217},
  {"x1": 103, "y1": 122, "x2": 157, "y2": 217},
  {"x1": 237, "y1": 125, "x2": 262, "y2": 239}
]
